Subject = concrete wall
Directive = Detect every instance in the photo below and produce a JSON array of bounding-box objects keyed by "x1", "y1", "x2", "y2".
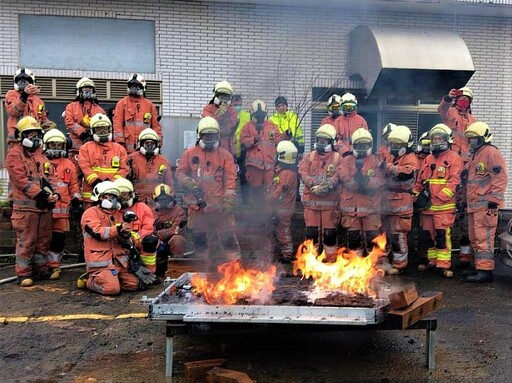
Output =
[{"x1": 1, "y1": 0, "x2": 511, "y2": 202}]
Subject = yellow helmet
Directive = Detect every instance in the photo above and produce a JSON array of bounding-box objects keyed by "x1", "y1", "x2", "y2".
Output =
[
  {"x1": 153, "y1": 183, "x2": 174, "y2": 200},
  {"x1": 459, "y1": 86, "x2": 473, "y2": 99},
  {"x1": 91, "y1": 181, "x2": 119, "y2": 202},
  {"x1": 382, "y1": 123, "x2": 397, "y2": 141},
  {"x1": 43, "y1": 129, "x2": 67, "y2": 158},
  {"x1": 76, "y1": 77, "x2": 95, "y2": 90},
  {"x1": 16, "y1": 116, "x2": 42, "y2": 138},
  {"x1": 316, "y1": 124, "x2": 336, "y2": 140},
  {"x1": 429, "y1": 123, "x2": 453, "y2": 152},
  {"x1": 276, "y1": 140, "x2": 298, "y2": 165},
  {"x1": 138, "y1": 127, "x2": 160, "y2": 142},
  {"x1": 466, "y1": 121, "x2": 492, "y2": 151},
  {"x1": 417, "y1": 132, "x2": 431, "y2": 153},
  {"x1": 197, "y1": 116, "x2": 220, "y2": 135},
  {"x1": 90, "y1": 113, "x2": 112, "y2": 129},
  {"x1": 113, "y1": 178, "x2": 134, "y2": 194},
  {"x1": 388, "y1": 125, "x2": 413, "y2": 147},
  {"x1": 213, "y1": 80, "x2": 233, "y2": 96},
  {"x1": 351, "y1": 128, "x2": 373, "y2": 157}
]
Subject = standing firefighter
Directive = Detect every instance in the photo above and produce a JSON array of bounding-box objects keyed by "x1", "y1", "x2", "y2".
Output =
[
  {"x1": 338, "y1": 128, "x2": 384, "y2": 256},
  {"x1": 129, "y1": 128, "x2": 174, "y2": 207},
  {"x1": 6, "y1": 117, "x2": 59, "y2": 286},
  {"x1": 321, "y1": 94, "x2": 343, "y2": 126},
  {"x1": 380, "y1": 125, "x2": 418, "y2": 274},
  {"x1": 78, "y1": 113, "x2": 129, "y2": 207},
  {"x1": 80, "y1": 181, "x2": 140, "y2": 295},
  {"x1": 152, "y1": 184, "x2": 187, "y2": 277},
  {"x1": 176, "y1": 117, "x2": 240, "y2": 269},
  {"x1": 43, "y1": 129, "x2": 81, "y2": 279},
  {"x1": 414, "y1": 124, "x2": 463, "y2": 278},
  {"x1": 201, "y1": 81, "x2": 239, "y2": 155},
  {"x1": 299, "y1": 124, "x2": 341, "y2": 262},
  {"x1": 462, "y1": 122, "x2": 507, "y2": 283},
  {"x1": 334, "y1": 93, "x2": 369, "y2": 155},
  {"x1": 64, "y1": 77, "x2": 106, "y2": 165},
  {"x1": 267, "y1": 141, "x2": 298, "y2": 262},
  {"x1": 241, "y1": 99, "x2": 283, "y2": 206},
  {"x1": 113, "y1": 74, "x2": 162, "y2": 154}
]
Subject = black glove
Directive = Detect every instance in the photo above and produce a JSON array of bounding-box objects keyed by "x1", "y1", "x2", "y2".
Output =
[
  {"x1": 178, "y1": 219, "x2": 188, "y2": 229},
  {"x1": 79, "y1": 130, "x2": 92, "y2": 142},
  {"x1": 70, "y1": 197, "x2": 83, "y2": 218},
  {"x1": 488, "y1": 202, "x2": 498, "y2": 209},
  {"x1": 20, "y1": 91, "x2": 29, "y2": 102},
  {"x1": 91, "y1": 178, "x2": 102, "y2": 189},
  {"x1": 34, "y1": 190, "x2": 51, "y2": 210}
]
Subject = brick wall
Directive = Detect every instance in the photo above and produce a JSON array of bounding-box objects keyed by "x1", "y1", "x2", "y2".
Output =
[{"x1": 0, "y1": 1, "x2": 511, "y2": 203}]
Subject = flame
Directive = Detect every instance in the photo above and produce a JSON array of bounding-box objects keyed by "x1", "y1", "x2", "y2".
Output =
[
  {"x1": 191, "y1": 261, "x2": 277, "y2": 305},
  {"x1": 293, "y1": 233, "x2": 387, "y2": 298}
]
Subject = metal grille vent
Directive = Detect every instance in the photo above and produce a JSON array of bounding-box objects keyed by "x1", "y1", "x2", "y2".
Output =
[{"x1": 382, "y1": 111, "x2": 419, "y2": 141}]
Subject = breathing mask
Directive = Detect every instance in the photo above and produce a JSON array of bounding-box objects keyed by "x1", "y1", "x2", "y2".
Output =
[
  {"x1": 100, "y1": 196, "x2": 121, "y2": 210},
  {"x1": 199, "y1": 133, "x2": 219, "y2": 151},
  {"x1": 140, "y1": 140, "x2": 159, "y2": 156}
]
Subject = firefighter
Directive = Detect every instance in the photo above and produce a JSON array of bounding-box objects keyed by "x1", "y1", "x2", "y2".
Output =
[
  {"x1": 80, "y1": 181, "x2": 142, "y2": 295},
  {"x1": 462, "y1": 122, "x2": 508, "y2": 283},
  {"x1": 4, "y1": 68, "x2": 51, "y2": 147},
  {"x1": 43, "y1": 129, "x2": 81, "y2": 280},
  {"x1": 114, "y1": 178, "x2": 159, "y2": 284},
  {"x1": 377, "y1": 123, "x2": 396, "y2": 161},
  {"x1": 338, "y1": 128, "x2": 384, "y2": 256},
  {"x1": 299, "y1": 124, "x2": 341, "y2": 261},
  {"x1": 129, "y1": 128, "x2": 174, "y2": 208},
  {"x1": 176, "y1": 117, "x2": 240, "y2": 269},
  {"x1": 241, "y1": 99, "x2": 283, "y2": 206},
  {"x1": 267, "y1": 141, "x2": 298, "y2": 262},
  {"x1": 269, "y1": 96, "x2": 305, "y2": 155},
  {"x1": 437, "y1": 86, "x2": 476, "y2": 158},
  {"x1": 6, "y1": 117, "x2": 59, "y2": 287},
  {"x1": 113, "y1": 74, "x2": 162, "y2": 154},
  {"x1": 64, "y1": 77, "x2": 106, "y2": 165},
  {"x1": 152, "y1": 184, "x2": 187, "y2": 277},
  {"x1": 78, "y1": 113, "x2": 130, "y2": 208},
  {"x1": 414, "y1": 124, "x2": 463, "y2": 278},
  {"x1": 334, "y1": 93, "x2": 369, "y2": 155},
  {"x1": 232, "y1": 95, "x2": 252, "y2": 204},
  {"x1": 201, "y1": 81, "x2": 238, "y2": 155},
  {"x1": 380, "y1": 125, "x2": 418, "y2": 274},
  {"x1": 321, "y1": 94, "x2": 343, "y2": 126},
  {"x1": 416, "y1": 132, "x2": 431, "y2": 174}
]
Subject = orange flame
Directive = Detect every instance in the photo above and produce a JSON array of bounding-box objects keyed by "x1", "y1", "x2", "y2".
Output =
[
  {"x1": 191, "y1": 261, "x2": 277, "y2": 305},
  {"x1": 293, "y1": 233, "x2": 387, "y2": 298}
]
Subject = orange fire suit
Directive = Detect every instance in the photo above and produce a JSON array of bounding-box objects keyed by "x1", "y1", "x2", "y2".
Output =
[
  {"x1": 154, "y1": 205, "x2": 187, "y2": 276},
  {"x1": 413, "y1": 149, "x2": 463, "y2": 270},
  {"x1": 321, "y1": 115, "x2": 341, "y2": 127},
  {"x1": 128, "y1": 151, "x2": 174, "y2": 207},
  {"x1": 5, "y1": 90, "x2": 49, "y2": 146},
  {"x1": 381, "y1": 152, "x2": 418, "y2": 269},
  {"x1": 176, "y1": 145, "x2": 240, "y2": 267},
  {"x1": 81, "y1": 206, "x2": 139, "y2": 295},
  {"x1": 65, "y1": 100, "x2": 106, "y2": 164},
  {"x1": 78, "y1": 141, "x2": 129, "y2": 204},
  {"x1": 45, "y1": 157, "x2": 81, "y2": 269},
  {"x1": 437, "y1": 97, "x2": 476, "y2": 158},
  {"x1": 267, "y1": 163, "x2": 297, "y2": 259},
  {"x1": 113, "y1": 96, "x2": 162, "y2": 154},
  {"x1": 334, "y1": 114, "x2": 368, "y2": 155},
  {"x1": 466, "y1": 144, "x2": 507, "y2": 271},
  {"x1": 338, "y1": 153, "x2": 384, "y2": 255},
  {"x1": 6, "y1": 145, "x2": 52, "y2": 277},
  {"x1": 202, "y1": 103, "x2": 239, "y2": 155},
  {"x1": 299, "y1": 151, "x2": 341, "y2": 258},
  {"x1": 241, "y1": 120, "x2": 283, "y2": 202}
]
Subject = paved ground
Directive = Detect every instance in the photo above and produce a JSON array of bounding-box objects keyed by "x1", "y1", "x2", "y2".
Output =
[{"x1": 1, "y1": 255, "x2": 511, "y2": 383}]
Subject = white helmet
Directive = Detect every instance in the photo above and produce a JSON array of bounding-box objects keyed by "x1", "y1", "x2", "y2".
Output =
[
  {"x1": 213, "y1": 81, "x2": 233, "y2": 96},
  {"x1": 387, "y1": 125, "x2": 413, "y2": 157},
  {"x1": 114, "y1": 178, "x2": 135, "y2": 208},
  {"x1": 351, "y1": 128, "x2": 373, "y2": 158},
  {"x1": 327, "y1": 94, "x2": 342, "y2": 116},
  {"x1": 14, "y1": 68, "x2": 35, "y2": 91},
  {"x1": 315, "y1": 124, "x2": 336, "y2": 154},
  {"x1": 341, "y1": 92, "x2": 358, "y2": 113},
  {"x1": 417, "y1": 132, "x2": 431, "y2": 154},
  {"x1": 459, "y1": 86, "x2": 473, "y2": 100},
  {"x1": 43, "y1": 129, "x2": 67, "y2": 158},
  {"x1": 276, "y1": 140, "x2": 298, "y2": 165},
  {"x1": 91, "y1": 180, "x2": 120, "y2": 203},
  {"x1": 197, "y1": 117, "x2": 220, "y2": 151},
  {"x1": 382, "y1": 123, "x2": 397, "y2": 142},
  {"x1": 429, "y1": 123, "x2": 453, "y2": 152},
  {"x1": 251, "y1": 100, "x2": 267, "y2": 114},
  {"x1": 127, "y1": 74, "x2": 146, "y2": 96},
  {"x1": 89, "y1": 113, "x2": 112, "y2": 143},
  {"x1": 138, "y1": 128, "x2": 160, "y2": 156},
  {"x1": 76, "y1": 77, "x2": 96, "y2": 99}
]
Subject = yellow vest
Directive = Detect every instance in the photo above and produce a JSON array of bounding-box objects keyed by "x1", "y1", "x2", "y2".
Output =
[
  {"x1": 233, "y1": 110, "x2": 251, "y2": 157},
  {"x1": 269, "y1": 110, "x2": 304, "y2": 146}
]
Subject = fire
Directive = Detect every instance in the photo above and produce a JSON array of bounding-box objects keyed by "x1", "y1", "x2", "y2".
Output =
[
  {"x1": 191, "y1": 261, "x2": 277, "y2": 305},
  {"x1": 293, "y1": 233, "x2": 387, "y2": 298}
]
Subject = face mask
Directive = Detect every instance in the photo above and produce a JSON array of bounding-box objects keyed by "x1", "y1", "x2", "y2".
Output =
[
  {"x1": 100, "y1": 197, "x2": 120, "y2": 210},
  {"x1": 45, "y1": 149, "x2": 66, "y2": 158},
  {"x1": 353, "y1": 146, "x2": 372, "y2": 158},
  {"x1": 93, "y1": 133, "x2": 112, "y2": 143},
  {"x1": 22, "y1": 136, "x2": 41, "y2": 149},
  {"x1": 331, "y1": 109, "x2": 340, "y2": 118},
  {"x1": 199, "y1": 138, "x2": 219, "y2": 151},
  {"x1": 81, "y1": 90, "x2": 94, "y2": 99},
  {"x1": 235, "y1": 105, "x2": 242, "y2": 113},
  {"x1": 128, "y1": 85, "x2": 143, "y2": 97},
  {"x1": 314, "y1": 143, "x2": 332, "y2": 153},
  {"x1": 155, "y1": 197, "x2": 176, "y2": 211},
  {"x1": 120, "y1": 197, "x2": 134, "y2": 208},
  {"x1": 252, "y1": 110, "x2": 267, "y2": 129},
  {"x1": 140, "y1": 141, "x2": 159, "y2": 156},
  {"x1": 390, "y1": 145, "x2": 407, "y2": 158},
  {"x1": 468, "y1": 137, "x2": 484, "y2": 152},
  {"x1": 455, "y1": 98, "x2": 470, "y2": 110},
  {"x1": 17, "y1": 80, "x2": 29, "y2": 92}
]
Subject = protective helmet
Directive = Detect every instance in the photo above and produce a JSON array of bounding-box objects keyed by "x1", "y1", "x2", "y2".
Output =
[
  {"x1": 316, "y1": 124, "x2": 336, "y2": 140},
  {"x1": 417, "y1": 132, "x2": 431, "y2": 154},
  {"x1": 76, "y1": 77, "x2": 96, "y2": 99},
  {"x1": 114, "y1": 178, "x2": 135, "y2": 208},
  {"x1": 16, "y1": 116, "x2": 42, "y2": 137},
  {"x1": 351, "y1": 128, "x2": 373, "y2": 158},
  {"x1": 327, "y1": 94, "x2": 342, "y2": 116},
  {"x1": 341, "y1": 92, "x2": 358, "y2": 113},
  {"x1": 315, "y1": 124, "x2": 336, "y2": 154},
  {"x1": 127, "y1": 74, "x2": 146, "y2": 96},
  {"x1": 91, "y1": 180, "x2": 120, "y2": 202},
  {"x1": 251, "y1": 99, "x2": 267, "y2": 114},
  {"x1": 429, "y1": 123, "x2": 453, "y2": 152},
  {"x1": 197, "y1": 117, "x2": 220, "y2": 151},
  {"x1": 138, "y1": 128, "x2": 160, "y2": 156},
  {"x1": 465, "y1": 121, "x2": 492, "y2": 152},
  {"x1": 43, "y1": 129, "x2": 67, "y2": 158},
  {"x1": 89, "y1": 113, "x2": 112, "y2": 143},
  {"x1": 388, "y1": 125, "x2": 413, "y2": 157},
  {"x1": 197, "y1": 116, "x2": 220, "y2": 135},
  {"x1": 153, "y1": 183, "x2": 174, "y2": 200},
  {"x1": 213, "y1": 81, "x2": 233, "y2": 96},
  {"x1": 14, "y1": 68, "x2": 35, "y2": 91},
  {"x1": 382, "y1": 123, "x2": 397, "y2": 142},
  {"x1": 459, "y1": 86, "x2": 473, "y2": 100},
  {"x1": 276, "y1": 140, "x2": 298, "y2": 165},
  {"x1": 274, "y1": 96, "x2": 288, "y2": 107},
  {"x1": 153, "y1": 183, "x2": 176, "y2": 210}
]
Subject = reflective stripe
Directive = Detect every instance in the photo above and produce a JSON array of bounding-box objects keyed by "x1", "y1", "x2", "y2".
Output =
[
  {"x1": 437, "y1": 249, "x2": 451, "y2": 262},
  {"x1": 88, "y1": 260, "x2": 112, "y2": 268},
  {"x1": 382, "y1": 205, "x2": 413, "y2": 214},
  {"x1": 13, "y1": 199, "x2": 38, "y2": 208},
  {"x1": 52, "y1": 207, "x2": 69, "y2": 214},
  {"x1": 91, "y1": 167, "x2": 119, "y2": 174},
  {"x1": 125, "y1": 121, "x2": 145, "y2": 128},
  {"x1": 427, "y1": 248, "x2": 437, "y2": 261},
  {"x1": 302, "y1": 200, "x2": 338, "y2": 207},
  {"x1": 102, "y1": 227, "x2": 111, "y2": 239},
  {"x1": 441, "y1": 187, "x2": 454, "y2": 198},
  {"x1": 467, "y1": 178, "x2": 491, "y2": 186},
  {"x1": 474, "y1": 251, "x2": 494, "y2": 260},
  {"x1": 140, "y1": 253, "x2": 156, "y2": 266},
  {"x1": 428, "y1": 203, "x2": 456, "y2": 211},
  {"x1": 197, "y1": 175, "x2": 216, "y2": 182},
  {"x1": 428, "y1": 179, "x2": 449, "y2": 185},
  {"x1": 82, "y1": 192, "x2": 92, "y2": 198},
  {"x1": 86, "y1": 174, "x2": 98, "y2": 183}
]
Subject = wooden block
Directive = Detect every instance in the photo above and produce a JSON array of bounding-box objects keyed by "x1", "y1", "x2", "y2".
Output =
[
  {"x1": 184, "y1": 358, "x2": 227, "y2": 383},
  {"x1": 387, "y1": 291, "x2": 443, "y2": 330},
  {"x1": 206, "y1": 367, "x2": 254, "y2": 383},
  {"x1": 388, "y1": 285, "x2": 419, "y2": 309},
  {"x1": 167, "y1": 258, "x2": 205, "y2": 278}
]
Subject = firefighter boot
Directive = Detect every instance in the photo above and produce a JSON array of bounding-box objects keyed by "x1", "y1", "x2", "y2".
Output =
[
  {"x1": 17, "y1": 276, "x2": 34, "y2": 287},
  {"x1": 465, "y1": 270, "x2": 493, "y2": 283},
  {"x1": 439, "y1": 268, "x2": 454, "y2": 278},
  {"x1": 76, "y1": 272, "x2": 90, "y2": 289},
  {"x1": 50, "y1": 268, "x2": 62, "y2": 280}
]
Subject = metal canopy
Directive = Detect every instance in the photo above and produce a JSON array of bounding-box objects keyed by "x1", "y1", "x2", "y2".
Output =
[{"x1": 348, "y1": 25, "x2": 475, "y2": 99}]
